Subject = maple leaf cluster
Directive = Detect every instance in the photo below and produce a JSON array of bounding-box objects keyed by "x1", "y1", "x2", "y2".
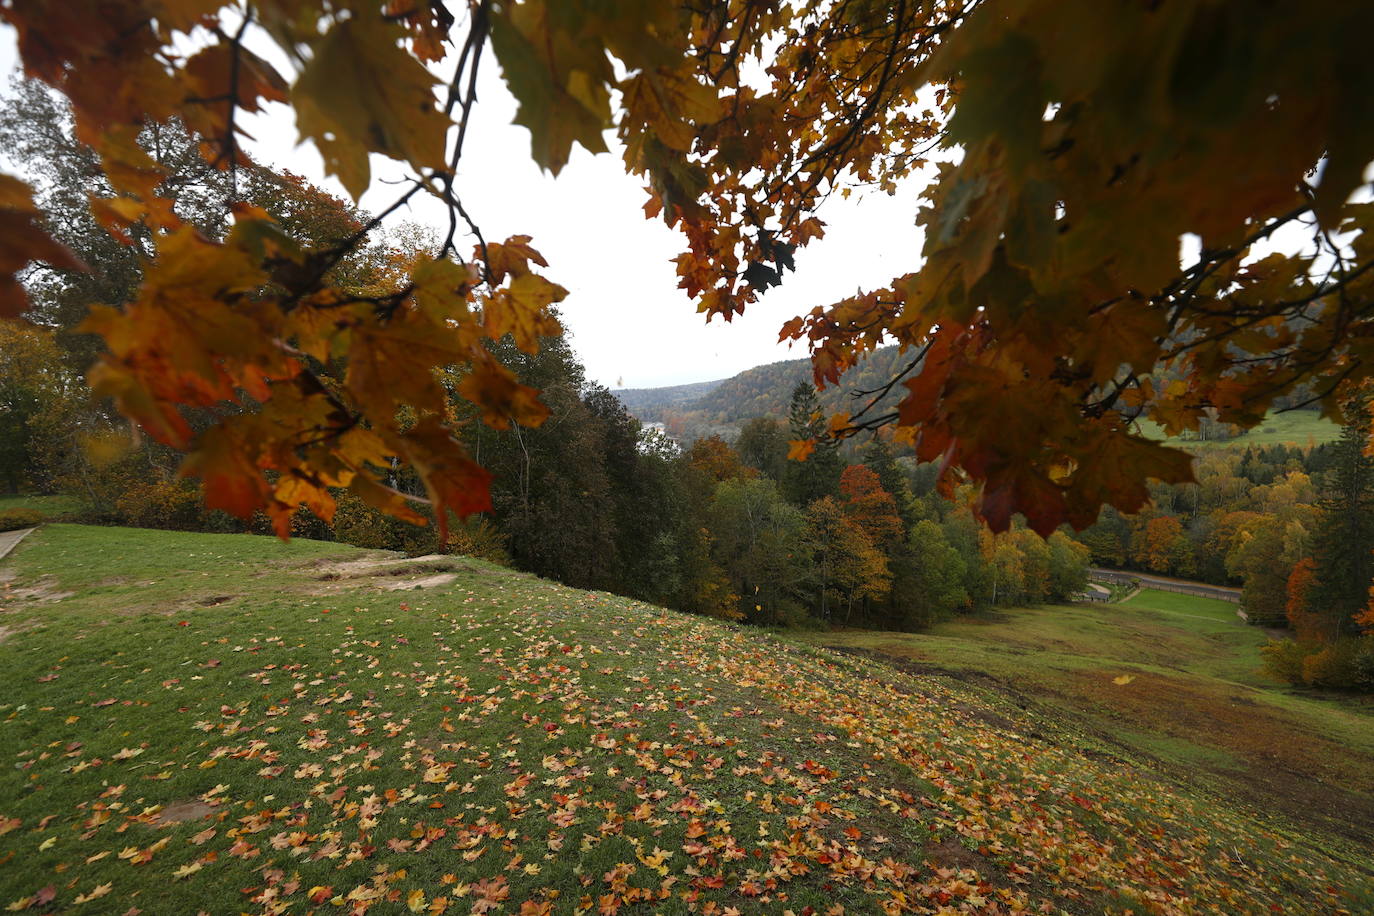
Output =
[
  {"x1": 0, "y1": 0, "x2": 570, "y2": 538},
  {"x1": 3, "y1": 0, "x2": 1374, "y2": 534}
]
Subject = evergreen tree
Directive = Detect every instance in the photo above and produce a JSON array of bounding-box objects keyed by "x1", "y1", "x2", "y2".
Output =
[
  {"x1": 735, "y1": 416, "x2": 789, "y2": 481},
  {"x1": 862, "y1": 435, "x2": 915, "y2": 530},
  {"x1": 782, "y1": 382, "x2": 841, "y2": 506},
  {"x1": 1307, "y1": 398, "x2": 1374, "y2": 639}
]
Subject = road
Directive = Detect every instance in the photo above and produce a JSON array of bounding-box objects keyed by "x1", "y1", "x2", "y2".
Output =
[
  {"x1": 1089, "y1": 567, "x2": 1242, "y2": 603},
  {"x1": 0, "y1": 527, "x2": 34, "y2": 561}
]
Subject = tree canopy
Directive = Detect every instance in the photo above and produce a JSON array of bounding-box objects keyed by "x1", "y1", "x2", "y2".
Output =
[{"x1": 3, "y1": 0, "x2": 1373, "y2": 536}]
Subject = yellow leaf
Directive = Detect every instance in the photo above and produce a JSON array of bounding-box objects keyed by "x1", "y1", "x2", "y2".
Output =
[
  {"x1": 1113, "y1": 674, "x2": 1134, "y2": 685},
  {"x1": 72, "y1": 883, "x2": 112, "y2": 905},
  {"x1": 295, "y1": 20, "x2": 452, "y2": 199},
  {"x1": 489, "y1": 5, "x2": 613, "y2": 173},
  {"x1": 621, "y1": 68, "x2": 721, "y2": 152}
]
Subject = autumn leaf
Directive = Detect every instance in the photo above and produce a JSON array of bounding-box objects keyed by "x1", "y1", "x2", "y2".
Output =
[
  {"x1": 295, "y1": 19, "x2": 452, "y2": 200},
  {"x1": 72, "y1": 883, "x2": 112, "y2": 905},
  {"x1": 489, "y1": 4, "x2": 613, "y2": 174},
  {"x1": 0, "y1": 172, "x2": 86, "y2": 317}
]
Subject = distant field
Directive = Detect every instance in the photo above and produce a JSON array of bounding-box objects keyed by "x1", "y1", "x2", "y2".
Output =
[
  {"x1": 1137, "y1": 410, "x2": 1338, "y2": 449},
  {"x1": 2, "y1": 529, "x2": 1371, "y2": 914},
  {"x1": 797, "y1": 588, "x2": 1374, "y2": 851},
  {"x1": 0, "y1": 493, "x2": 84, "y2": 518}
]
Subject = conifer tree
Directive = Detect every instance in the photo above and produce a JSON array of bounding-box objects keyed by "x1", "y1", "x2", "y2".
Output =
[
  {"x1": 1308, "y1": 397, "x2": 1374, "y2": 639},
  {"x1": 783, "y1": 382, "x2": 841, "y2": 507}
]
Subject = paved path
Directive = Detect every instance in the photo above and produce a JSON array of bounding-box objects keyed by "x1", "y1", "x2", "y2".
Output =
[
  {"x1": 1089, "y1": 567, "x2": 1242, "y2": 603},
  {"x1": 0, "y1": 527, "x2": 35, "y2": 561}
]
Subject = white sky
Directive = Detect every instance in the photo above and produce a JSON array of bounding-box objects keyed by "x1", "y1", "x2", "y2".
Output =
[{"x1": 0, "y1": 23, "x2": 930, "y2": 390}]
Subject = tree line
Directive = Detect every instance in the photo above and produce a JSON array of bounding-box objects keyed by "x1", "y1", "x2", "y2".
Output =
[{"x1": 1071, "y1": 415, "x2": 1374, "y2": 690}]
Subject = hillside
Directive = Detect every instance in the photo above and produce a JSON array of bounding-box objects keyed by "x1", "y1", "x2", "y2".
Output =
[
  {"x1": 616, "y1": 351, "x2": 1342, "y2": 452},
  {"x1": 617, "y1": 345, "x2": 914, "y2": 442},
  {"x1": 1, "y1": 526, "x2": 1371, "y2": 914},
  {"x1": 611, "y1": 379, "x2": 726, "y2": 416}
]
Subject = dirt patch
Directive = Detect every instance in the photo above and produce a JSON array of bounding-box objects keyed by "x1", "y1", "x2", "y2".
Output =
[
  {"x1": 197, "y1": 595, "x2": 236, "y2": 607},
  {"x1": 379, "y1": 573, "x2": 457, "y2": 591},
  {"x1": 153, "y1": 799, "x2": 216, "y2": 825},
  {"x1": 315, "y1": 554, "x2": 463, "y2": 580},
  {"x1": 923, "y1": 834, "x2": 988, "y2": 873},
  {"x1": 1069, "y1": 668, "x2": 1374, "y2": 846},
  {"x1": 0, "y1": 620, "x2": 39, "y2": 645},
  {"x1": 2, "y1": 576, "x2": 75, "y2": 604},
  {"x1": 310, "y1": 554, "x2": 485, "y2": 593}
]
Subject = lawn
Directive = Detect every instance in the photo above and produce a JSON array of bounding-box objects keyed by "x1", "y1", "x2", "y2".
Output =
[
  {"x1": 798, "y1": 589, "x2": 1374, "y2": 858},
  {"x1": 1136, "y1": 409, "x2": 1339, "y2": 450},
  {"x1": 0, "y1": 494, "x2": 85, "y2": 521},
  {"x1": 2, "y1": 527, "x2": 1371, "y2": 914}
]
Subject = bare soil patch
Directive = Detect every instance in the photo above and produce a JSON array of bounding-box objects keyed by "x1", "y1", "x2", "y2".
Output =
[
  {"x1": 1069, "y1": 669, "x2": 1374, "y2": 847},
  {"x1": 152, "y1": 799, "x2": 216, "y2": 825},
  {"x1": 310, "y1": 554, "x2": 482, "y2": 593},
  {"x1": 834, "y1": 642, "x2": 1374, "y2": 849},
  {"x1": 379, "y1": 573, "x2": 457, "y2": 590},
  {"x1": 1, "y1": 575, "x2": 75, "y2": 604}
]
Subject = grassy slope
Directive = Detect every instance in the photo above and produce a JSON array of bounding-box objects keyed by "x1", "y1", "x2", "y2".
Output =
[
  {"x1": 1136, "y1": 410, "x2": 1338, "y2": 450},
  {"x1": 0, "y1": 494, "x2": 83, "y2": 519},
  {"x1": 0, "y1": 527, "x2": 1370, "y2": 915},
  {"x1": 802, "y1": 589, "x2": 1374, "y2": 858}
]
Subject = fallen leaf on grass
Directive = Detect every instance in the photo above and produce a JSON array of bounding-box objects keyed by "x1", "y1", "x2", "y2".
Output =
[{"x1": 72, "y1": 883, "x2": 112, "y2": 904}]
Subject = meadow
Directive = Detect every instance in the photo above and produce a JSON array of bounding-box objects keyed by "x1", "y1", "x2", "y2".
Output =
[
  {"x1": 1, "y1": 525, "x2": 1371, "y2": 915},
  {"x1": 1136, "y1": 410, "x2": 1339, "y2": 450}
]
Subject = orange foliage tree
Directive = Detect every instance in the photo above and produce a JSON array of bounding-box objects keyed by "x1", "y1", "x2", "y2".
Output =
[
  {"x1": 1285, "y1": 557, "x2": 1323, "y2": 642},
  {"x1": 838, "y1": 464, "x2": 904, "y2": 549}
]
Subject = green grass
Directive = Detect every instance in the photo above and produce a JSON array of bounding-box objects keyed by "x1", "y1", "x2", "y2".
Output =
[
  {"x1": 1120, "y1": 587, "x2": 1241, "y2": 621},
  {"x1": 1136, "y1": 410, "x2": 1338, "y2": 450},
  {"x1": 796, "y1": 589, "x2": 1374, "y2": 858},
  {"x1": 2, "y1": 528, "x2": 1372, "y2": 915},
  {"x1": 0, "y1": 494, "x2": 84, "y2": 520}
]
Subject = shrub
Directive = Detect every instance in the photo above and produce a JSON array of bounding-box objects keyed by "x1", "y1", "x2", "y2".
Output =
[
  {"x1": 1301, "y1": 642, "x2": 1359, "y2": 689},
  {"x1": 331, "y1": 491, "x2": 509, "y2": 563},
  {"x1": 1351, "y1": 637, "x2": 1374, "y2": 691},
  {"x1": 114, "y1": 479, "x2": 205, "y2": 531},
  {"x1": 444, "y1": 517, "x2": 510, "y2": 566},
  {"x1": 0, "y1": 508, "x2": 44, "y2": 531},
  {"x1": 1264, "y1": 635, "x2": 1374, "y2": 692},
  {"x1": 1259, "y1": 638, "x2": 1309, "y2": 685}
]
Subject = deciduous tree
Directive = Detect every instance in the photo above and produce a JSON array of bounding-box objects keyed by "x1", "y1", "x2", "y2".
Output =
[{"x1": 5, "y1": 1, "x2": 1374, "y2": 537}]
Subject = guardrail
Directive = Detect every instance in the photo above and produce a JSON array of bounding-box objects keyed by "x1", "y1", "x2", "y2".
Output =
[{"x1": 1089, "y1": 569, "x2": 1242, "y2": 604}]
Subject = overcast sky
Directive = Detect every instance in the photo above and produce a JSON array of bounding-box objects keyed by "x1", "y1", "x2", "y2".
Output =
[{"x1": 0, "y1": 23, "x2": 932, "y2": 391}]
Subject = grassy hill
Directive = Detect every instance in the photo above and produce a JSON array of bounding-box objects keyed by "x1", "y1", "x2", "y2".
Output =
[{"x1": 2, "y1": 526, "x2": 1371, "y2": 914}]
